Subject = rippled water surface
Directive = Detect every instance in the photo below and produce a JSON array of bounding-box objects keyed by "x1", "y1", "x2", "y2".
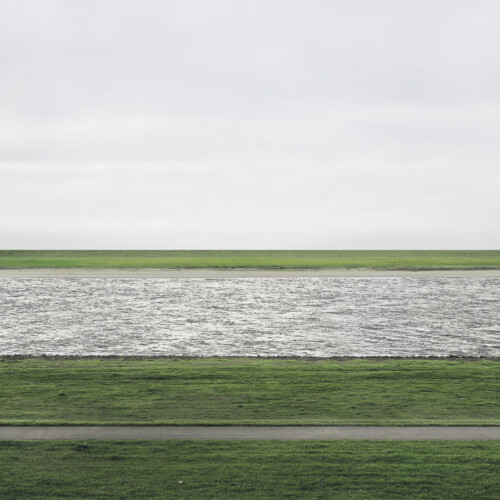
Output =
[{"x1": 0, "y1": 278, "x2": 498, "y2": 357}]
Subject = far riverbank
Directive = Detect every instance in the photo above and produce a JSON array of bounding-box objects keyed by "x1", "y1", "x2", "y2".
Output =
[{"x1": 1, "y1": 268, "x2": 500, "y2": 278}]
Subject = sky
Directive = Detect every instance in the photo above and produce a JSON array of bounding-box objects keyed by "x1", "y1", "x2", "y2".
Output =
[{"x1": 0, "y1": 0, "x2": 499, "y2": 249}]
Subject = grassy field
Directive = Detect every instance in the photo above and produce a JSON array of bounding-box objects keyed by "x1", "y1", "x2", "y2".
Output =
[
  {"x1": 0, "y1": 440, "x2": 498, "y2": 499},
  {"x1": 0, "y1": 250, "x2": 499, "y2": 269},
  {"x1": 1, "y1": 358, "x2": 498, "y2": 425}
]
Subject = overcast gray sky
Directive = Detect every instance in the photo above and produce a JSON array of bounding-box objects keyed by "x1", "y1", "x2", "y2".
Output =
[{"x1": 1, "y1": 0, "x2": 499, "y2": 249}]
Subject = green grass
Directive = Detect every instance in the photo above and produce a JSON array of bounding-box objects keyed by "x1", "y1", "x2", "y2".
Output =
[
  {"x1": 1, "y1": 358, "x2": 498, "y2": 425},
  {"x1": 0, "y1": 440, "x2": 498, "y2": 499},
  {"x1": 1, "y1": 250, "x2": 499, "y2": 269}
]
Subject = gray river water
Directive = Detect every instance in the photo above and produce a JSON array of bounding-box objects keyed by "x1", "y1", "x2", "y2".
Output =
[{"x1": 0, "y1": 278, "x2": 498, "y2": 357}]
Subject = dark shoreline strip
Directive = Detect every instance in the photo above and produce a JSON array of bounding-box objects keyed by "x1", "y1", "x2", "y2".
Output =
[{"x1": 1, "y1": 355, "x2": 498, "y2": 361}]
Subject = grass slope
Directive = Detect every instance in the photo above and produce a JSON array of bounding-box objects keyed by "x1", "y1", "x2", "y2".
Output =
[
  {"x1": 1, "y1": 358, "x2": 498, "y2": 425},
  {"x1": 0, "y1": 440, "x2": 498, "y2": 499},
  {"x1": 1, "y1": 250, "x2": 499, "y2": 269}
]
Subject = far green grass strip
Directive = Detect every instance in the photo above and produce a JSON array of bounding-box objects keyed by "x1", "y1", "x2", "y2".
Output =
[
  {"x1": 0, "y1": 441, "x2": 498, "y2": 499},
  {"x1": 0, "y1": 358, "x2": 497, "y2": 425},
  {"x1": 1, "y1": 250, "x2": 499, "y2": 269}
]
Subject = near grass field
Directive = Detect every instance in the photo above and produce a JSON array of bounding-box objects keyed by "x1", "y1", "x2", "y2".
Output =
[
  {"x1": 0, "y1": 250, "x2": 499, "y2": 269},
  {"x1": 0, "y1": 440, "x2": 498, "y2": 499},
  {"x1": 1, "y1": 358, "x2": 498, "y2": 426}
]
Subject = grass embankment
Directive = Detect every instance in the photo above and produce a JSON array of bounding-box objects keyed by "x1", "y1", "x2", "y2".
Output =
[
  {"x1": 0, "y1": 440, "x2": 498, "y2": 499},
  {"x1": 1, "y1": 250, "x2": 499, "y2": 269},
  {"x1": 0, "y1": 358, "x2": 497, "y2": 425}
]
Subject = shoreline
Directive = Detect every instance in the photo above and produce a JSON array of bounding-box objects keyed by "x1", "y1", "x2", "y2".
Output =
[
  {"x1": 1, "y1": 268, "x2": 500, "y2": 278},
  {"x1": 1, "y1": 355, "x2": 498, "y2": 361}
]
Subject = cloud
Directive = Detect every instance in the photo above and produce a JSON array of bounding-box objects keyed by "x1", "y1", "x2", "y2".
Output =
[{"x1": 0, "y1": 0, "x2": 499, "y2": 248}]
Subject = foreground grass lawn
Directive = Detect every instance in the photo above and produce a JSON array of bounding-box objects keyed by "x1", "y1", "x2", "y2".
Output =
[
  {"x1": 0, "y1": 440, "x2": 498, "y2": 499},
  {"x1": 0, "y1": 358, "x2": 498, "y2": 425},
  {"x1": 1, "y1": 250, "x2": 499, "y2": 269}
]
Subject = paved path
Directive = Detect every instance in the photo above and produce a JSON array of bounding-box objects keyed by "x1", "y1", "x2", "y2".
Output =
[
  {"x1": 0, "y1": 426, "x2": 499, "y2": 440},
  {"x1": 1, "y1": 269, "x2": 499, "y2": 278}
]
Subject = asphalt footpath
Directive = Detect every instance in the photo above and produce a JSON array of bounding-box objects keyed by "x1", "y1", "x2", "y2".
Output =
[{"x1": 0, "y1": 426, "x2": 499, "y2": 440}]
